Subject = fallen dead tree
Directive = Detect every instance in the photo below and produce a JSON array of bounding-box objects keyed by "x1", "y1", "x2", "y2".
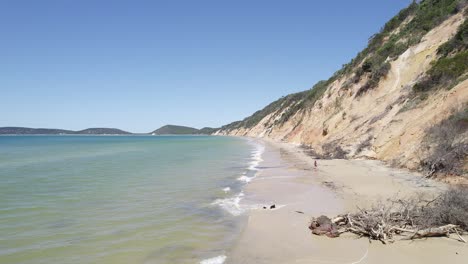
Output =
[
  {"x1": 309, "y1": 188, "x2": 468, "y2": 244},
  {"x1": 310, "y1": 215, "x2": 464, "y2": 244}
]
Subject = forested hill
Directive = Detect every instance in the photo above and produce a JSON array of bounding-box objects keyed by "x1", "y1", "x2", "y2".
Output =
[
  {"x1": 150, "y1": 125, "x2": 215, "y2": 135},
  {"x1": 0, "y1": 127, "x2": 131, "y2": 135}
]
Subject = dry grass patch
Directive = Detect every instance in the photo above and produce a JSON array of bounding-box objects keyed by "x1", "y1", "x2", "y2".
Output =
[{"x1": 421, "y1": 106, "x2": 468, "y2": 177}]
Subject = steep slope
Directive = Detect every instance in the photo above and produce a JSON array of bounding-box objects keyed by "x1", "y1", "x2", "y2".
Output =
[{"x1": 216, "y1": 0, "x2": 468, "y2": 178}]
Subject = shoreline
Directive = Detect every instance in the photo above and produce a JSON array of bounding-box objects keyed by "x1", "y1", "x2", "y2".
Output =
[{"x1": 225, "y1": 138, "x2": 467, "y2": 264}]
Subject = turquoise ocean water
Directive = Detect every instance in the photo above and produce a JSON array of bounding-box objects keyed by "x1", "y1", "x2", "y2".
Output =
[{"x1": 0, "y1": 135, "x2": 262, "y2": 264}]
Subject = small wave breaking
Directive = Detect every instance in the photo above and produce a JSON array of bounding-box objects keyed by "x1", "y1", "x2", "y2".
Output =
[
  {"x1": 212, "y1": 192, "x2": 245, "y2": 216},
  {"x1": 237, "y1": 174, "x2": 253, "y2": 183},
  {"x1": 200, "y1": 255, "x2": 227, "y2": 264},
  {"x1": 247, "y1": 143, "x2": 264, "y2": 171},
  {"x1": 214, "y1": 140, "x2": 265, "y2": 216}
]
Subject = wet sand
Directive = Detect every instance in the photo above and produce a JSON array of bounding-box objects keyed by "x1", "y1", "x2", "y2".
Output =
[{"x1": 227, "y1": 139, "x2": 468, "y2": 264}]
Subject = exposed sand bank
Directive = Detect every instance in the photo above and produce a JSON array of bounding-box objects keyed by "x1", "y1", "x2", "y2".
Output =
[{"x1": 227, "y1": 139, "x2": 467, "y2": 264}]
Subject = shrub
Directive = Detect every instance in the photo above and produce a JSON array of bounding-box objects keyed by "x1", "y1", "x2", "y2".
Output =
[
  {"x1": 429, "y1": 50, "x2": 468, "y2": 81},
  {"x1": 356, "y1": 135, "x2": 373, "y2": 153},
  {"x1": 355, "y1": 81, "x2": 374, "y2": 97},
  {"x1": 421, "y1": 187, "x2": 468, "y2": 230},
  {"x1": 406, "y1": 0, "x2": 460, "y2": 33},
  {"x1": 352, "y1": 0, "x2": 463, "y2": 97},
  {"x1": 322, "y1": 142, "x2": 348, "y2": 159},
  {"x1": 361, "y1": 60, "x2": 373, "y2": 72},
  {"x1": 437, "y1": 19, "x2": 468, "y2": 57},
  {"x1": 275, "y1": 80, "x2": 331, "y2": 125},
  {"x1": 413, "y1": 50, "x2": 468, "y2": 93},
  {"x1": 374, "y1": 62, "x2": 392, "y2": 79},
  {"x1": 421, "y1": 107, "x2": 468, "y2": 177},
  {"x1": 355, "y1": 60, "x2": 390, "y2": 96},
  {"x1": 220, "y1": 90, "x2": 310, "y2": 130}
]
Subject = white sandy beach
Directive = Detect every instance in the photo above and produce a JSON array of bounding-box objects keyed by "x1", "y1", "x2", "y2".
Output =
[{"x1": 226, "y1": 139, "x2": 468, "y2": 264}]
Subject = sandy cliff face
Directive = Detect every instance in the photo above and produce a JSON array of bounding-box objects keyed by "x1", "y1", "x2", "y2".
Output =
[{"x1": 216, "y1": 12, "x2": 467, "y2": 173}]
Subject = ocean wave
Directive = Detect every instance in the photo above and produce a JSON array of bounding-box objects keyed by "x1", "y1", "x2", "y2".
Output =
[
  {"x1": 248, "y1": 143, "x2": 264, "y2": 171},
  {"x1": 213, "y1": 141, "x2": 265, "y2": 216},
  {"x1": 212, "y1": 192, "x2": 245, "y2": 216},
  {"x1": 200, "y1": 255, "x2": 227, "y2": 264},
  {"x1": 237, "y1": 174, "x2": 253, "y2": 183}
]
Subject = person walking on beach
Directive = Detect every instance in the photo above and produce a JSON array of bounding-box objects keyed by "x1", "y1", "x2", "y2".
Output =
[{"x1": 314, "y1": 160, "x2": 317, "y2": 168}]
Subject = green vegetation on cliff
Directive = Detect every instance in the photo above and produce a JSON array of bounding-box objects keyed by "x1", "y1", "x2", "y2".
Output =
[
  {"x1": 219, "y1": 0, "x2": 467, "y2": 132},
  {"x1": 219, "y1": 91, "x2": 307, "y2": 130},
  {"x1": 437, "y1": 16, "x2": 468, "y2": 56},
  {"x1": 351, "y1": 0, "x2": 465, "y2": 96},
  {"x1": 414, "y1": 18, "x2": 468, "y2": 93}
]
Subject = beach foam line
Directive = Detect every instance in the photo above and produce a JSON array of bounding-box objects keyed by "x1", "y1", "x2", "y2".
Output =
[
  {"x1": 213, "y1": 141, "x2": 266, "y2": 216},
  {"x1": 237, "y1": 174, "x2": 253, "y2": 183},
  {"x1": 212, "y1": 192, "x2": 267, "y2": 216},
  {"x1": 200, "y1": 255, "x2": 227, "y2": 264},
  {"x1": 212, "y1": 192, "x2": 245, "y2": 216},
  {"x1": 211, "y1": 192, "x2": 270, "y2": 216},
  {"x1": 248, "y1": 143, "x2": 264, "y2": 171}
]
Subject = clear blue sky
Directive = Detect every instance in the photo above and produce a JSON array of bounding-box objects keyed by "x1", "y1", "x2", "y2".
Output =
[{"x1": 1, "y1": 0, "x2": 411, "y2": 133}]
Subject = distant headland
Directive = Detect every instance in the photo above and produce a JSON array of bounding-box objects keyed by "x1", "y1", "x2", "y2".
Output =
[
  {"x1": 0, "y1": 127, "x2": 132, "y2": 135},
  {"x1": 150, "y1": 125, "x2": 215, "y2": 135},
  {"x1": 0, "y1": 125, "x2": 216, "y2": 135}
]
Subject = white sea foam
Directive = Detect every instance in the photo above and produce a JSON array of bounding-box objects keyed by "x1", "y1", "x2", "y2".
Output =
[
  {"x1": 222, "y1": 187, "x2": 231, "y2": 193},
  {"x1": 212, "y1": 192, "x2": 245, "y2": 216},
  {"x1": 237, "y1": 175, "x2": 253, "y2": 183},
  {"x1": 200, "y1": 255, "x2": 227, "y2": 264},
  {"x1": 214, "y1": 142, "x2": 265, "y2": 216},
  {"x1": 248, "y1": 143, "x2": 265, "y2": 171}
]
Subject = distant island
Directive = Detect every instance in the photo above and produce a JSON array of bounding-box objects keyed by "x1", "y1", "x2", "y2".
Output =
[
  {"x1": 0, "y1": 127, "x2": 131, "y2": 135},
  {"x1": 150, "y1": 125, "x2": 215, "y2": 135},
  {"x1": 0, "y1": 125, "x2": 217, "y2": 135}
]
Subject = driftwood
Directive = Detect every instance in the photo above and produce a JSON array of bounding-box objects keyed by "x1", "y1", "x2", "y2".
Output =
[
  {"x1": 310, "y1": 213, "x2": 465, "y2": 244},
  {"x1": 310, "y1": 188, "x2": 468, "y2": 243}
]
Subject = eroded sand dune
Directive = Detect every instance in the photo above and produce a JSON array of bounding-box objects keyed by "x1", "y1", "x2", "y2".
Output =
[{"x1": 216, "y1": 12, "x2": 467, "y2": 176}]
